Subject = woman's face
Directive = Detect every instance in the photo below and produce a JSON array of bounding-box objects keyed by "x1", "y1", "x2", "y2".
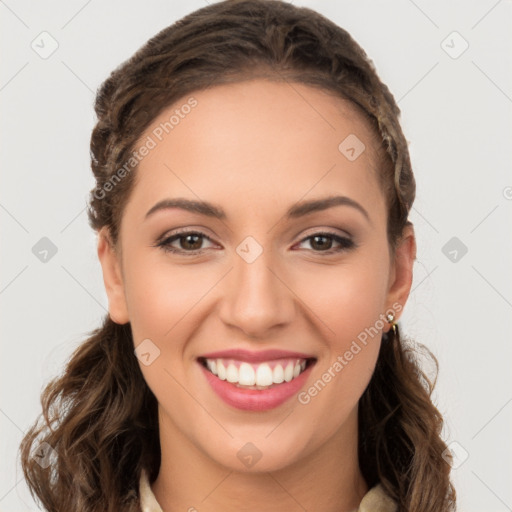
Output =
[{"x1": 98, "y1": 79, "x2": 414, "y2": 473}]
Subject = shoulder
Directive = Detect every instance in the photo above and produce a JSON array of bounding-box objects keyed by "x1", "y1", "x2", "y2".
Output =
[
  {"x1": 139, "y1": 469, "x2": 164, "y2": 512},
  {"x1": 358, "y1": 483, "x2": 397, "y2": 512}
]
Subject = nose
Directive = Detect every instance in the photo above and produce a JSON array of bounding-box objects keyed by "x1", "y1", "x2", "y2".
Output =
[{"x1": 218, "y1": 247, "x2": 296, "y2": 339}]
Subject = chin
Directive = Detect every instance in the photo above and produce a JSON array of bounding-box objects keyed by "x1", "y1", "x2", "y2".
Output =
[{"x1": 202, "y1": 432, "x2": 311, "y2": 474}]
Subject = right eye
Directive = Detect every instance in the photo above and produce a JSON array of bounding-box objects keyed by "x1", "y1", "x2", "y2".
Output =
[{"x1": 156, "y1": 230, "x2": 218, "y2": 255}]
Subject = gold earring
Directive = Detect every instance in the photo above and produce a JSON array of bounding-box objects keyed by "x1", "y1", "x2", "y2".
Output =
[{"x1": 386, "y1": 312, "x2": 397, "y2": 335}]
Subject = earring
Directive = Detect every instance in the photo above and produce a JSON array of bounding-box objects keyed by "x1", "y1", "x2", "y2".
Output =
[{"x1": 386, "y1": 312, "x2": 397, "y2": 335}]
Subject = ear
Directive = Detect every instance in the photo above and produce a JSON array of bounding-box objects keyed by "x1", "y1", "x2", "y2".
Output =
[
  {"x1": 97, "y1": 226, "x2": 130, "y2": 324},
  {"x1": 385, "y1": 222, "x2": 417, "y2": 321}
]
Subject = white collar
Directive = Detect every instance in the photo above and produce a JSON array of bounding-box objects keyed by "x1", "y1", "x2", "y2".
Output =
[{"x1": 139, "y1": 468, "x2": 397, "y2": 512}]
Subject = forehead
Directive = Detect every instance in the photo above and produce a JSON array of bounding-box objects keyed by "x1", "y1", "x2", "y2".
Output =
[{"x1": 126, "y1": 79, "x2": 385, "y2": 222}]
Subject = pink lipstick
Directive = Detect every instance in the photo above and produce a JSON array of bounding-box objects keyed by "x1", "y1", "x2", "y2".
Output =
[{"x1": 197, "y1": 349, "x2": 316, "y2": 411}]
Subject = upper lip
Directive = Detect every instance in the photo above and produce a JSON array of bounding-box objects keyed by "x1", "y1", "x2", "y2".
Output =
[{"x1": 198, "y1": 348, "x2": 316, "y2": 363}]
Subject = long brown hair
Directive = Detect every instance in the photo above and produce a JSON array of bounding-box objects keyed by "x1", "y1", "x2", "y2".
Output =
[{"x1": 19, "y1": 1, "x2": 456, "y2": 510}]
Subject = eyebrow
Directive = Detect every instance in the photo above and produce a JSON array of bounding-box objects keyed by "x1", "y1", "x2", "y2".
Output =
[{"x1": 145, "y1": 195, "x2": 371, "y2": 223}]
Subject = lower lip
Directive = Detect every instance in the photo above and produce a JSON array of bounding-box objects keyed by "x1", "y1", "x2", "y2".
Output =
[{"x1": 199, "y1": 360, "x2": 315, "y2": 411}]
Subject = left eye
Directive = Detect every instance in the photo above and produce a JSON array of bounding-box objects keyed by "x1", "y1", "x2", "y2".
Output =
[{"x1": 295, "y1": 232, "x2": 354, "y2": 252}]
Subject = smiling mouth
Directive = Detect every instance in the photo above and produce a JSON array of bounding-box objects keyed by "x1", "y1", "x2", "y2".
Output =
[{"x1": 197, "y1": 356, "x2": 316, "y2": 390}]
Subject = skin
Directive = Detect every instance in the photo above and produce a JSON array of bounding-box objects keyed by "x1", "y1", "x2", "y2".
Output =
[{"x1": 97, "y1": 79, "x2": 416, "y2": 512}]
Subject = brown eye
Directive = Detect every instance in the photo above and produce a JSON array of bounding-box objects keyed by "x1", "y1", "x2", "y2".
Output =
[
  {"x1": 296, "y1": 232, "x2": 355, "y2": 253},
  {"x1": 156, "y1": 231, "x2": 217, "y2": 254},
  {"x1": 179, "y1": 233, "x2": 204, "y2": 250},
  {"x1": 310, "y1": 234, "x2": 334, "y2": 251}
]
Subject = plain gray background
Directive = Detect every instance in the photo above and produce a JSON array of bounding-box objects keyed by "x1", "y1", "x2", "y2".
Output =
[{"x1": 1, "y1": 1, "x2": 511, "y2": 510}]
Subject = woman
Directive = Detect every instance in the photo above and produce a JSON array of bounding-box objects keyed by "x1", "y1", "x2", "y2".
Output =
[{"x1": 19, "y1": 1, "x2": 456, "y2": 510}]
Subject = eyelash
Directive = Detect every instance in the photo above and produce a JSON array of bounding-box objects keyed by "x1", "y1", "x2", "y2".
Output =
[{"x1": 154, "y1": 229, "x2": 356, "y2": 256}]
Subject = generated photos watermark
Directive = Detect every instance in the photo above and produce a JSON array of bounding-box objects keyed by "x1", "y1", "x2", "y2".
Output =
[
  {"x1": 93, "y1": 97, "x2": 198, "y2": 200},
  {"x1": 297, "y1": 301, "x2": 403, "y2": 405}
]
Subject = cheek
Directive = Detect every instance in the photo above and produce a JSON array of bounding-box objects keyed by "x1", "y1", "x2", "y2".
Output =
[
  {"x1": 124, "y1": 254, "x2": 217, "y2": 404},
  {"x1": 294, "y1": 249, "x2": 390, "y2": 347},
  {"x1": 292, "y1": 261, "x2": 388, "y2": 440},
  {"x1": 291, "y1": 246, "x2": 390, "y2": 408},
  {"x1": 124, "y1": 249, "x2": 217, "y2": 344}
]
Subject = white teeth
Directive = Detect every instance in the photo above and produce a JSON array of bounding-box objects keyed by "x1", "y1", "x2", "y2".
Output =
[
  {"x1": 239, "y1": 362, "x2": 256, "y2": 385},
  {"x1": 217, "y1": 360, "x2": 226, "y2": 380},
  {"x1": 284, "y1": 362, "x2": 294, "y2": 382},
  {"x1": 255, "y1": 363, "x2": 273, "y2": 386},
  {"x1": 226, "y1": 363, "x2": 238, "y2": 383},
  {"x1": 272, "y1": 364, "x2": 284, "y2": 384},
  {"x1": 203, "y1": 358, "x2": 308, "y2": 386},
  {"x1": 205, "y1": 359, "x2": 217, "y2": 375}
]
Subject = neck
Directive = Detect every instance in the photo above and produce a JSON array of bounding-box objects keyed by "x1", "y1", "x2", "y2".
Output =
[{"x1": 152, "y1": 406, "x2": 368, "y2": 512}]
